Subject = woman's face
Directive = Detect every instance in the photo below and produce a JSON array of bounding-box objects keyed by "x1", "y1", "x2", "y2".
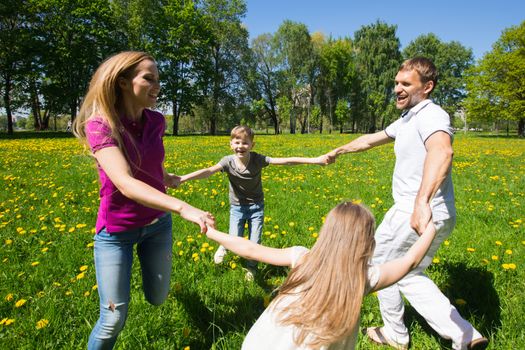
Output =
[{"x1": 120, "y1": 59, "x2": 160, "y2": 111}]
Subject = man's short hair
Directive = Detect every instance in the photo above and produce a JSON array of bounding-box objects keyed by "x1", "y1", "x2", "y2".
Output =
[
  {"x1": 231, "y1": 125, "x2": 255, "y2": 141},
  {"x1": 399, "y1": 57, "x2": 438, "y2": 90}
]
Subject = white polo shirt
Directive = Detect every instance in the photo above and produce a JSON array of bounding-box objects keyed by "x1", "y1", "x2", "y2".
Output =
[{"x1": 384, "y1": 99, "x2": 456, "y2": 220}]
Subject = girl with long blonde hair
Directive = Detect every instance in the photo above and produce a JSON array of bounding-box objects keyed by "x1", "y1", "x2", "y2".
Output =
[
  {"x1": 74, "y1": 51, "x2": 215, "y2": 350},
  {"x1": 205, "y1": 201, "x2": 437, "y2": 349}
]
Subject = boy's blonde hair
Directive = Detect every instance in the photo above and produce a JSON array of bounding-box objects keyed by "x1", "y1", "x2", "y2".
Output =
[
  {"x1": 275, "y1": 202, "x2": 376, "y2": 348},
  {"x1": 73, "y1": 51, "x2": 155, "y2": 160},
  {"x1": 230, "y1": 125, "x2": 255, "y2": 141}
]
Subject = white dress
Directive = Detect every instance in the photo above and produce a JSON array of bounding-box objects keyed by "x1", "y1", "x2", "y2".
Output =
[{"x1": 242, "y1": 246, "x2": 380, "y2": 350}]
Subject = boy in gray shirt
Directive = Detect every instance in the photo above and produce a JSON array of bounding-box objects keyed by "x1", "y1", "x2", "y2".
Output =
[{"x1": 179, "y1": 126, "x2": 329, "y2": 280}]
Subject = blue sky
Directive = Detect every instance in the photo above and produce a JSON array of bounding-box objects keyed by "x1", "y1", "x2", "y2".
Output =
[{"x1": 244, "y1": 0, "x2": 524, "y2": 60}]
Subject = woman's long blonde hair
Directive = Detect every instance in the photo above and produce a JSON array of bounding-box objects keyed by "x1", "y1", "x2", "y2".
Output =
[
  {"x1": 73, "y1": 51, "x2": 154, "y2": 157},
  {"x1": 275, "y1": 202, "x2": 376, "y2": 348}
]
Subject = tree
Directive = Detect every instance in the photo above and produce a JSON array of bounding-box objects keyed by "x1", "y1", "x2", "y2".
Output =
[
  {"x1": 317, "y1": 37, "x2": 356, "y2": 133},
  {"x1": 464, "y1": 21, "x2": 525, "y2": 136},
  {"x1": 248, "y1": 33, "x2": 282, "y2": 134},
  {"x1": 403, "y1": 33, "x2": 473, "y2": 118},
  {"x1": 274, "y1": 20, "x2": 314, "y2": 134},
  {"x1": 34, "y1": 0, "x2": 121, "y2": 127},
  {"x1": 200, "y1": 0, "x2": 250, "y2": 135},
  {"x1": 0, "y1": 0, "x2": 32, "y2": 134},
  {"x1": 353, "y1": 20, "x2": 401, "y2": 132}
]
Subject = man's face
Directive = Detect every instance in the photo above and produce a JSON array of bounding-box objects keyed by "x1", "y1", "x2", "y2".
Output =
[{"x1": 394, "y1": 69, "x2": 433, "y2": 110}]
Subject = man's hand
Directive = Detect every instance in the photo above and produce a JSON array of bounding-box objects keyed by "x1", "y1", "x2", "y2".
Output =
[{"x1": 410, "y1": 200, "x2": 432, "y2": 236}]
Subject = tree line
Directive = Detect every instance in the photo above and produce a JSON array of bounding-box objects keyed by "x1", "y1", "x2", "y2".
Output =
[{"x1": 1, "y1": 0, "x2": 523, "y2": 136}]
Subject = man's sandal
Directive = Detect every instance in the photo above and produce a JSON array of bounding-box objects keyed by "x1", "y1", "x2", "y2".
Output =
[
  {"x1": 365, "y1": 327, "x2": 408, "y2": 350},
  {"x1": 467, "y1": 337, "x2": 489, "y2": 350}
]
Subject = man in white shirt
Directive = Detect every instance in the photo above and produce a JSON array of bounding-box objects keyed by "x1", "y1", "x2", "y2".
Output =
[{"x1": 326, "y1": 57, "x2": 488, "y2": 350}]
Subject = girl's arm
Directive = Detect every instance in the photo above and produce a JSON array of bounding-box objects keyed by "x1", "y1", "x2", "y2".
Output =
[
  {"x1": 372, "y1": 223, "x2": 437, "y2": 292},
  {"x1": 179, "y1": 163, "x2": 223, "y2": 183},
  {"x1": 269, "y1": 155, "x2": 330, "y2": 166},
  {"x1": 94, "y1": 146, "x2": 215, "y2": 232},
  {"x1": 206, "y1": 226, "x2": 294, "y2": 267}
]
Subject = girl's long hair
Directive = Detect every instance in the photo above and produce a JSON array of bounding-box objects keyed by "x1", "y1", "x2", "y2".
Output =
[
  {"x1": 73, "y1": 51, "x2": 154, "y2": 159},
  {"x1": 275, "y1": 202, "x2": 376, "y2": 348}
]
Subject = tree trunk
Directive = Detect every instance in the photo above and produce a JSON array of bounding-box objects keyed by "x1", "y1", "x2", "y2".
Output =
[
  {"x1": 518, "y1": 117, "x2": 525, "y2": 137},
  {"x1": 3, "y1": 74, "x2": 14, "y2": 134},
  {"x1": 172, "y1": 100, "x2": 179, "y2": 136},
  {"x1": 30, "y1": 79, "x2": 42, "y2": 130}
]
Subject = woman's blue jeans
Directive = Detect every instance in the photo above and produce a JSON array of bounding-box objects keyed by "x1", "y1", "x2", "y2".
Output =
[
  {"x1": 87, "y1": 213, "x2": 172, "y2": 350},
  {"x1": 229, "y1": 202, "x2": 264, "y2": 269}
]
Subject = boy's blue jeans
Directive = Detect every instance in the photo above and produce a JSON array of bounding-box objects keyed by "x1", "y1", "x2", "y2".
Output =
[
  {"x1": 88, "y1": 213, "x2": 172, "y2": 350},
  {"x1": 229, "y1": 202, "x2": 264, "y2": 269}
]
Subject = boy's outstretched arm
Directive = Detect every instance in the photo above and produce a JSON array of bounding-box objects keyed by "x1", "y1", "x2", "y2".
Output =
[
  {"x1": 205, "y1": 226, "x2": 294, "y2": 267},
  {"x1": 372, "y1": 223, "x2": 437, "y2": 292},
  {"x1": 269, "y1": 155, "x2": 331, "y2": 166},
  {"x1": 179, "y1": 164, "x2": 223, "y2": 184}
]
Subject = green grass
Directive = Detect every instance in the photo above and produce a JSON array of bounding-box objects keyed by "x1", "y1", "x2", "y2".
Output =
[{"x1": 0, "y1": 133, "x2": 523, "y2": 349}]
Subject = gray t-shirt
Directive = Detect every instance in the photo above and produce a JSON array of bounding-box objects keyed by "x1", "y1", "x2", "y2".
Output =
[{"x1": 219, "y1": 152, "x2": 271, "y2": 205}]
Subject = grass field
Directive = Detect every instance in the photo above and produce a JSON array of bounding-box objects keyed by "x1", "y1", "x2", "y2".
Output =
[{"x1": 0, "y1": 132, "x2": 523, "y2": 349}]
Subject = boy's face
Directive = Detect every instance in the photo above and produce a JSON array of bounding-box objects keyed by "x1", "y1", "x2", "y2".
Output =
[{"x1": 230, "y1": 135, "x2": 254, "y2": 159}]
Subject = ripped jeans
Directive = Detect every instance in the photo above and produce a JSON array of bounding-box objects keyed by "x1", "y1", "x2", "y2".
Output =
[{"x1": 88, "y1": 213, "x2": 172, "y2": 350}]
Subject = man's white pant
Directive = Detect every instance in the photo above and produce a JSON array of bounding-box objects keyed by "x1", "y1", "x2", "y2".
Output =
[{"x1": 372, "y1": 206, "x2": 482, "y2": 350}]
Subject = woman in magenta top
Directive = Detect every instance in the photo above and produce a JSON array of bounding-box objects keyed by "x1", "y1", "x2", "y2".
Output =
[{"x1": 73, "y1": 51, "x2": 215, "y2": 350}]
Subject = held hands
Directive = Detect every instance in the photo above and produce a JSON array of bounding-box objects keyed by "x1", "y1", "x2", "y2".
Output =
[
  {"x1": 164, "y1": 173, "x2": 182, "y2": 188},
  {"x1": 325, "y1": 150, "x2": 338, "y2": 164},
  {"x1": 410, "y1": 200, "x2": 432, "y2": 236},
  {"x1": 316, "y1": 153, "x2": 336, "y2": 166},
  {"x1": 180, "y1": 206, "x2": 216, "y2": 233}
]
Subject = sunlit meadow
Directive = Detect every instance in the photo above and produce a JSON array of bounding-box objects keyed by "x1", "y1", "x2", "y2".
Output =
[{"x1": 0, "y1": 132, "x2": 523, "y2": 349}]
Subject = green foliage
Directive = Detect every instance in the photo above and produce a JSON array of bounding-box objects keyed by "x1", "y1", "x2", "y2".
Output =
[
  {"x1": 464, "y1": 20, "x2": 525, "y2": 136},
  {"x1": 353, "y1": 21, "x2": 401, "y2": 133}
]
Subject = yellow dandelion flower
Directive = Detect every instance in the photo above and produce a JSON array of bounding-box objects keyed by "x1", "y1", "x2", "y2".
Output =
[
  {"x1": 31, "y1": 261, "x2": 40, "y2": 266},
  {"x1": 65, "y1": 291, "x2": 73, "y2": 296},
  {"x1": 84, "y1": 291, "x2": 90, "y2": 297},
  {"x1": 308, "y1": 226, "x2": 314, "y2": 231},
  {"x1": 505, "y1": 249, "x2": 512, "y2": 255},
  {"x1": 432, "y1": 258, "x2": 440, "y2": 264},
  {"x1": 86, "y1": 242, "x2": 94, "y2": 248},
  {"x1": 311, "y1": 232, "x2": 318, "y2": 238},
  {"x1": 508, "y1": 263, "x2": 516, "y2": 270},
  {"x1": 495, "y1": 241, "x2": 502, "y2": 246},
  {"x1": 36, "y1": 319, "x2": 49, "y2": 329},
  {"x1": 53, "y1": 282, "x2": 61, "y2": 287},
  {"x1": 79, "y1": 265, "x2": 88, "y2": 272},
  {"x1": 444, "y1": 240, "x2": 450, "y2": 246},
  {"x1": 502, "y1": 263, "x2": 510, "y2": 270},
  {"x1": 288, "y1": 222, "x2": 295, "y2": 227},
  {"x1": 76, "y1": 272, "x2": 85, "y2": 280},
  {"x1": 273, "y1": 225, "x2": 279, "y2": 229},
  {"x1": 466, "y1": 248, "x2": 475, "y2": 252},
  {"x1": 179, "y1": 250, "x2": 184, "y2": 256},
  {"x1": 5, "y1": 293, "x2": 13, "y2": 301},
  {"x1": 4, "y1": 319, "x2": 15, "y2": 326},
  {"x1": 92, "y1": 285, "x2": 98, "y2": 290},
  {"x1": 202, "y1": 242, "x2": 209, "y2": 248},
  {"x1": 491, "y1": 255, "x2": 498, "y2": 261},
  {"x1": 15, "y1": 299, "x2": 27, "y2": 308},
  {"x1": 230, "y1": 262, "x2": 237, "y2": 270},
  {"x1": 41, "y1": 247, "x2": 49, "y2": 253},
  {"x1": 184, "y1": 346, "x2": 190, "y2": 350},
  {"x1": 182, "y1": 327, "x2": 190, "y2": 338},
  {"x1": 455, "y1": 298, "x2": 467, "y2": 306},
  {"x1": 5, "y1": 239, "x2": 12, "y2": 245},
  {"x1": 263, "y1": 295, "x2": 271, "y2": 307}
]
